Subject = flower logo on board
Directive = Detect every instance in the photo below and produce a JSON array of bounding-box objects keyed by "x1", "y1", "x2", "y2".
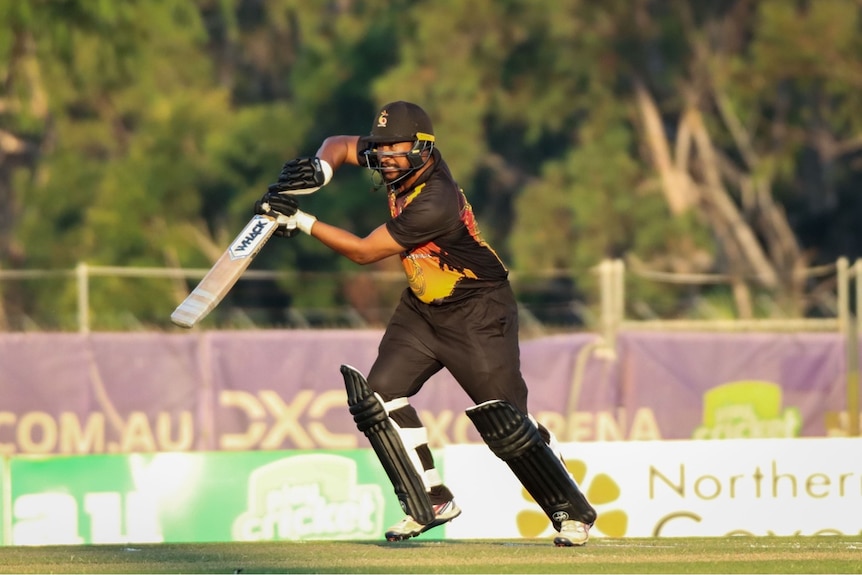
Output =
[{"x1": 516, "y1": 459, "x2": 627, "y2": 538}]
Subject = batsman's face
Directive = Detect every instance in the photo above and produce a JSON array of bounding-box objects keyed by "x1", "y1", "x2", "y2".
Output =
[{"x1": 375, "y1": 142, "x2": 414, "y2": 181}]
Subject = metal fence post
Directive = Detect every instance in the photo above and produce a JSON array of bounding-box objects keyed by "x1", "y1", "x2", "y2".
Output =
[
  {"x1": 613, "y1": 258, "x2": 625, "y2": 327},
  {"x1": 838, "y1": 257, "x2": 859, "y2": 437},
  {"x1": 596, "y1": 259, "x2": 623, "y2": 358},
  {"x1": 76, "y1": 262, "x2": 89, "y2": 334},
  {"x1": 598, "y1": 259, "x2": 612, "y2": 345},
  {"x1": 851, "y1": 259, "x2": 861, "y2": 436}
]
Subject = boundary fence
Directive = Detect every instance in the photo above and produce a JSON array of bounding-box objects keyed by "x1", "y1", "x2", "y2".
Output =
[
  {"x1": 1, "y1": 257, "x2": 859, "y2": 436},
  {"x1": 594, "y1": 256, "x2": 860, "y2": 437}
]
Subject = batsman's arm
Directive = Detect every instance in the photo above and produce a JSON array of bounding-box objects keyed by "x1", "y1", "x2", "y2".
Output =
[
  {"x1": 290, "y1": 135, "x2": 404, "y2": 262},
  {"x1": 312, "y1": 221, "x2": 405, "y2": 265},
  {"x1": 290, "y1": 213, "x2": 404, "y2": 265},
  {"x1": 315, "y1": 135, "x2": 363, "y2": 170}
]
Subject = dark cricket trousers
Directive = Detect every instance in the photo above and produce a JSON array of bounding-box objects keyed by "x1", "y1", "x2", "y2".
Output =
[
  {"x1": 366, "y1": 282, "x2": 532, "y2": 502},
  {"x1": 367, "y1": 282, "x2": 530, "y2": 412}
]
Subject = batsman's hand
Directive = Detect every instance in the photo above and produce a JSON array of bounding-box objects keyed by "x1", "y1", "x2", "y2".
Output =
[
  {"x1": 254, "y1": 192, "x2": 300, "y2": 237},
  {"x1": 268, "y1": 156, "x2": 333, "y2": 195},
  {"x1": 273, "y1": 210, "x2": 317, "y2": 237}
]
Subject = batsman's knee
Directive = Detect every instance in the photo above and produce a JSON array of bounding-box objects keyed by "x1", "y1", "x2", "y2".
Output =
[
  {"x1": 349, "y1": 394, "x2": 389, "y2": 434},
  {"x1": 466, "y1": 399, "x2": 597, "y2": 527}
]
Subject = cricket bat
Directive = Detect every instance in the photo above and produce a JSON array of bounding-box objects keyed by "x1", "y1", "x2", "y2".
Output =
[{"x1": 171, "y1": 214, "x2": 279, "y2": 328}]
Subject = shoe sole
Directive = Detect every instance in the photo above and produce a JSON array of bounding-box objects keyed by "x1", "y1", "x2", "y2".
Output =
[
  {"x1": 385, "y1": 509, "x2": 462, "y2": 542},
  {"x1": 386, "y1": 532, "x2": 419, "y2": 542},
  {"x1": 553, "y1": 536, "x2": 588, "y2": 547}
]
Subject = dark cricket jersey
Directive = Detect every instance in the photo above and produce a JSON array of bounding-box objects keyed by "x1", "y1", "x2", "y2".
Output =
[{"x1": 385, "y1": 155, "x2": 509, "y2": 304}]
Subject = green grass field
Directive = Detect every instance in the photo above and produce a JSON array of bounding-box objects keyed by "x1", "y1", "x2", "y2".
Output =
[{"x1": 0, "y1": 536, "x2": 858, "y2": 574}]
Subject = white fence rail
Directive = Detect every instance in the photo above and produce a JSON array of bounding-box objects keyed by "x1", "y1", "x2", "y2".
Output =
[
  {"x1": 0, "y1": 258, "x2": 859, "y2": 435},
  {"x1": 592, "y1": 256, "x2": 861, "y2": 437}
]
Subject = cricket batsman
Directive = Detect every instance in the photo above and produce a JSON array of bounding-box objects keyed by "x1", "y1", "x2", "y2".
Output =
[{"x1": 254, "y1": 101, "x2": 597, "y2": 546}]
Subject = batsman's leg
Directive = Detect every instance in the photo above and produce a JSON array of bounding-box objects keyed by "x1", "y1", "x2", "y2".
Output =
[
  {"x1": 341, "y1": 364, "x2": 460, "y2": 541},
  {"x1": 342, "y1": 364, "x2": 433, "y2": 524},
  {"x1": 466, "y1": 399, "x2": 597, "y2": 546}
]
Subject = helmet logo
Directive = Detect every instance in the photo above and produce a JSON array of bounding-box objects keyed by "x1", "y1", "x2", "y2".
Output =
[{"x1": 376, "y1": 110, "x2": 388, "y2": 128}]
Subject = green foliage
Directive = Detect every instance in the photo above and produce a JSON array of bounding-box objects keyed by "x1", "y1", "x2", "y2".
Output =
[{"x1": 2, "y1": 0, "x2": 862, "y2": 329}]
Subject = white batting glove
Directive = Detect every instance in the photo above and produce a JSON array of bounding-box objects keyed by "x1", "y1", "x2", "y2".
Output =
[{"x1": 276, "y1": 209, "x2": 317, "y2": 235}]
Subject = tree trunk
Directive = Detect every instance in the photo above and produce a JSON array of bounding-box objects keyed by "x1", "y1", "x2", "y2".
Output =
[
  {"x1": 686, "y1": 107, "x2": 779, "y2": 289},
  {"x1": 634, "y1": 79, "x2": 698, "y2": 216},
  {"x1": 634, "y1": 79, "x2": 779, "y2": 293}
]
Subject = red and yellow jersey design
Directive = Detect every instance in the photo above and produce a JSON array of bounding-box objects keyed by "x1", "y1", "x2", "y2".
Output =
[{"x1": 385, "y1": 159, "x2": 508, "y2": 304}]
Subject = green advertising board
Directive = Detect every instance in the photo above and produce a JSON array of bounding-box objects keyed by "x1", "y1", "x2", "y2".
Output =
[
  {"x1": 7, "y1": 450, "x2": 434, "y2": 545},
  {"x1": 0, "y1": 457, "x2": 5, "y2": 545}
]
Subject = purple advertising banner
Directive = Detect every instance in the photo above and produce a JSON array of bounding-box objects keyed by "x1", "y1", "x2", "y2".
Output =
[
  {"x1": 0, "y1": 329, "x2": 851, "y2": 455},
  {"x1": 616, "y1": 331, "x2": 846, "y2": 439}
]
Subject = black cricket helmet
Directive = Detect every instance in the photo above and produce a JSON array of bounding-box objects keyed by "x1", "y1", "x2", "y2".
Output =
[{"x1": 362, "y1": 101, "x2": 435, "y2": 179}]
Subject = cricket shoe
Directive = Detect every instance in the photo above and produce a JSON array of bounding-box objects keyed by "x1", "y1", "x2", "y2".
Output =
[
  {"x1": 553, "y1": 520, "x2": 591, "y2": 547},
  {"x1": 385, "y1": 500, "x2": 462, "y2": 542}
]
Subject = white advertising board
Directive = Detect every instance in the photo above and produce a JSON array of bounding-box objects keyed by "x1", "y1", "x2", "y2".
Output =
[{"x1": 442, "y1": 438, "x2": 861, "y2": 539}]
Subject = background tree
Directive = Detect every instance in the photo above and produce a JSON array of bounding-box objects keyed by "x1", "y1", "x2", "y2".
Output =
[{"x1": 0, "y1": 0, "x2": 860, "y2": 330}]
